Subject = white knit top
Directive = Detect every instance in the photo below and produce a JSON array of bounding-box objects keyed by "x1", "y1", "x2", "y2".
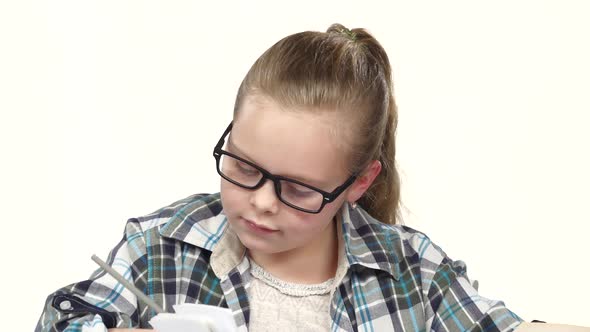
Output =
[{"x1": 246, "y1": 258, "x2": 334, "y2": 332}]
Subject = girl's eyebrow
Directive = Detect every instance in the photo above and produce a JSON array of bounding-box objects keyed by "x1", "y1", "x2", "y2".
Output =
[
  {"x1": 227, "y1": 137, "x2": 329, "y2": 189},
  {"x1": 227, "y1": 137, "x2": 255, "y2": 162}
]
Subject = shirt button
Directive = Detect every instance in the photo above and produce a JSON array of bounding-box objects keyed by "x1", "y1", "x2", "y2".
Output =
[{"x1": 59, "y1": 300, "x2": 72, "y2": 311}]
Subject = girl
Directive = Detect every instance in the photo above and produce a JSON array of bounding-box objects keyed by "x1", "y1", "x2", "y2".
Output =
[{"x1": 36, "y1": 24, "x2": 523, "y2": 332}]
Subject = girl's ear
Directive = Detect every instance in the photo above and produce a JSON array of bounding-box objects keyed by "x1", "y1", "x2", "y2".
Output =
[{"x1": 346, "y1": 160, "x2": 382, "y2": 203}]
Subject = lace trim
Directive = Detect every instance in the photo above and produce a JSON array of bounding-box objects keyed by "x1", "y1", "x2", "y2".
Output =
[{"x1": 249, "y1": 259, "x2": 335, "y2": 297}]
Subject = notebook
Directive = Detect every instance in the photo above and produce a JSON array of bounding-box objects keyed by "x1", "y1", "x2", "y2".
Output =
[{"x1": 149, "y1": 303, "x2": 238, "y2": 332}]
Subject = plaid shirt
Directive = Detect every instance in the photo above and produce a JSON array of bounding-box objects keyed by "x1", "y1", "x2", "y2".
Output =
[{"x1": 36, "y1": 193, "x2": 522, "y2": 331}]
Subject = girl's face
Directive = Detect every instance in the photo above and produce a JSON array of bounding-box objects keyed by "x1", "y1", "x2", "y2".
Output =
[{"x1": 219, "y1": 94, "x2": 357, "y2": 256}]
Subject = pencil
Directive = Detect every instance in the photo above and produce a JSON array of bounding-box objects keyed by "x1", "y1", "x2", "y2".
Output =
[{"x1": 91, "y1": 254, "x2": 166, "y2": 314}]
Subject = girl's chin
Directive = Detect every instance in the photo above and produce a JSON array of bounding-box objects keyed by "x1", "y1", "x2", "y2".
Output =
[
  {"x1": 240, "y1": 237, "x2": 276, "y2": 253},
  {"x1": 236, "y1": 232, "x2": 285, "y2": 255}
]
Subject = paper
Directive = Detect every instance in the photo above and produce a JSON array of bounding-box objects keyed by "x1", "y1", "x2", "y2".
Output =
[{"x1": 149, "y1": 303, "x2": 238, "y2": 332}]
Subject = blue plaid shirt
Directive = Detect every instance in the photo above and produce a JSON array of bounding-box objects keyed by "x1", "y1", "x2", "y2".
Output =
[{"x1": 36, "y1": 193, "x2": 522, "y2": 331}]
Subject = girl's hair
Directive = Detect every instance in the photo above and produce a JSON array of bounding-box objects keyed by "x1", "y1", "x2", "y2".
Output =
[{"x1": 233, "y1": 23, "x2": 401, "y2": 225}]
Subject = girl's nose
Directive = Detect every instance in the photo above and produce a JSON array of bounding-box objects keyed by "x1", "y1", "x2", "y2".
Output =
[{"x1": 249, "y1": 179, "x2": 280, "y2": 214}]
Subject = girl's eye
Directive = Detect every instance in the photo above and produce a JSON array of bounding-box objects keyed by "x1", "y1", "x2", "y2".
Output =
[
  {"x1": 236, "y1": 160, "x2": 259, "y2": 176},
  {"x1": 284, "y1": 183, "x2": 315, "y2": 198}
]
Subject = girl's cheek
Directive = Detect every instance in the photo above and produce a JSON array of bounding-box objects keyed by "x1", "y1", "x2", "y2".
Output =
[
  {"x1": 221, "y1": 181, "x2": 245, "y2": 200},
  {"x1": 220, "y1": 184, "x2": 244, "y2": 214}
]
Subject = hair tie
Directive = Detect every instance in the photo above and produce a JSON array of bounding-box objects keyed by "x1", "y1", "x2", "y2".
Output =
[{"x1": 339, "y1": 27, "x2": 357, "y2": 41}]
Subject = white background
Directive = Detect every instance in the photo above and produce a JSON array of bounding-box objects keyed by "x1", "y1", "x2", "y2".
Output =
[{"x1": 1, "y1": 1, "x2": 589, "y2": 330}]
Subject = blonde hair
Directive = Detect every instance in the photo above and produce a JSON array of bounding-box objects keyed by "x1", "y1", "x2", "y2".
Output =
[{"x1": 233, "y1": 24, "x2": 401, "y2": 225}]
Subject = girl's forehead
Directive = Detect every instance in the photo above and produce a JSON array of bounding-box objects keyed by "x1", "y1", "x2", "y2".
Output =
[
  {"x1": 234, "y1": 94, "x2": 351, "y2": 143},
  {"x1": 231, "y1": 98, "x2": 351, "y2": 187}
]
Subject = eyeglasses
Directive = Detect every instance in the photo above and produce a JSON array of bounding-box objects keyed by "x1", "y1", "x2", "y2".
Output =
[{"x1": 213, "y1": 122, "x2": 357, "y2": 214}]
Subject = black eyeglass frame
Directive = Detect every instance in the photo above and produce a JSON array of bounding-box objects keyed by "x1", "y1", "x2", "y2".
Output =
[{"x1": 213, "y1": 121, "x2": 358, "y2": 214}]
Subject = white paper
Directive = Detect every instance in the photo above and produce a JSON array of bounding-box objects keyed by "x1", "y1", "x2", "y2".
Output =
[{"x1": 149, "y1": 303, "x2": 238, "y2": 332}]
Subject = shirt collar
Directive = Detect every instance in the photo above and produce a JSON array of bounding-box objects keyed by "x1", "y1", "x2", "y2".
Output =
[
  {"x1": 340, "y1": 202, "x2": 401, "y2": 280},
  {"x1": 158, "y1": 193, "x2": 229, "y2": 252},
  {"x1": 159, "y1": 194, "x2": 400, "y2": 280}
]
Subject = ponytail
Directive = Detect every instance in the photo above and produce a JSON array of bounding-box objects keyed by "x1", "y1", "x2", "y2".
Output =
[{"x1": 358, "y1": 95, "x2": 400, "y2": 225}]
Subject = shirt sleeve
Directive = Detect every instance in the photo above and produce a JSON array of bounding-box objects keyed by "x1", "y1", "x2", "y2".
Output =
[
  {"x1": 423, "y1": 244, "x2": 523, "y2": 332},
  {"x1": 35, "y1": 219, "x2": 147, "y2": 332}
]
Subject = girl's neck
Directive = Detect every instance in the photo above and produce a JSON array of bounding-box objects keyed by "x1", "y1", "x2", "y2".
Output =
[{"x1": 248, "y1": 220, "x2": 339, "y2": 284}]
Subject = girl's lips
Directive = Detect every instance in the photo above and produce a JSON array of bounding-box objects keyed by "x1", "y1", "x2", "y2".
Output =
[{"x1": 242, "y1": 217, "x2": 278, "y2": 234}]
